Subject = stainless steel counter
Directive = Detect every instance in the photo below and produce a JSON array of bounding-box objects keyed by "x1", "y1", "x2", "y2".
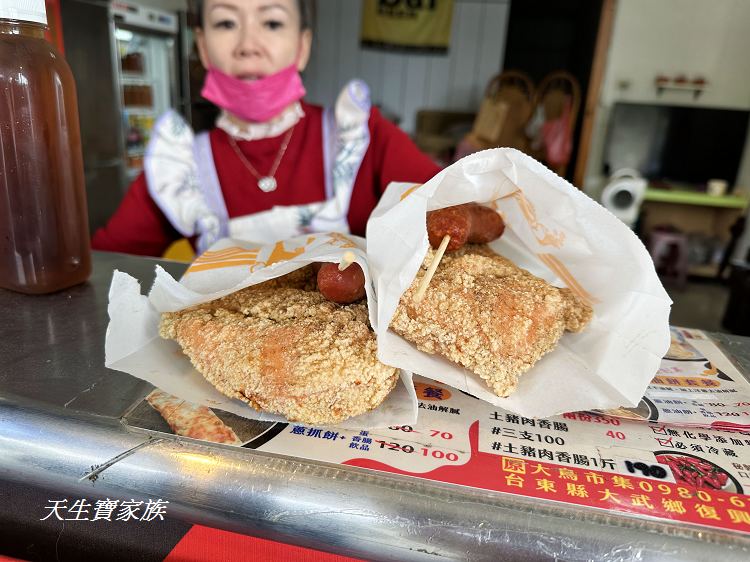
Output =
[{"x1": 2, "y1": 252, "x2": 750, "y2": 561}]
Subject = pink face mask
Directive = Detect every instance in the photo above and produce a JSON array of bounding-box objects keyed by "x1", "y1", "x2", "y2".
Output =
[{"x1": 201, "y1": 63, "x2": 306, "y2": 123}]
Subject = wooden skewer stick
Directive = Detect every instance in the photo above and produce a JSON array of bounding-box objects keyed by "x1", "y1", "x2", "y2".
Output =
[
  {"x1": 338, "y1": 251, "x2": 357, "y2": 271},
  {"x1": 413, "y1": 235, "x2": 450, "y2": 303}
]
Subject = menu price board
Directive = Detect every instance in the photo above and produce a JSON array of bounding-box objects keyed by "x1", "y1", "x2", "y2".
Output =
[
  {"x1": 128, "y1": 328, "x2": 750, "y2": 535},
  {"x1": 246, "y1": 377, "x2": 750, "y2": 535},
  {"x1": 597, "y1": 328, "x2": 750, "y2": 430}
]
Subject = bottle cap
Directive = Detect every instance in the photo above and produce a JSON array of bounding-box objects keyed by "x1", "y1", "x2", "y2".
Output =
[{"x1": 0, "y1": 0, "x2": 47, "y2": 25}]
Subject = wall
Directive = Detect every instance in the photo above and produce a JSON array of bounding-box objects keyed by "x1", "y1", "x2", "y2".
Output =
[
  {"x1": 582, "y1": 0, "x2": 750, "y2": 199},
  {"x1": 303, "y1": 0, "x2": 510, "y2": 134}
]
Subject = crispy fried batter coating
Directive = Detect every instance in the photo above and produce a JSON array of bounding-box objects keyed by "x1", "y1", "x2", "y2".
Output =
[
  {"x1": 391, "y1": 245, "x2": 592, "y2": 397},
  {"x1": 160, "y1": 269, "x2": 397, "y2": 425}
]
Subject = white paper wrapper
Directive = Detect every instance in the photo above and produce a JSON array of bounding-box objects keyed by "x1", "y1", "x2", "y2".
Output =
[
  {"x1": 105, "y1": 233, "x2": 417, "y2": 429},
  {"x1": 366, "y1": 148, "x2": 672, "y2": 418}
]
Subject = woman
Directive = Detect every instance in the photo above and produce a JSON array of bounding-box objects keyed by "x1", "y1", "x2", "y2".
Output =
[{"x1": 92, "y1": 0, "x2": 440, "y2": 256}]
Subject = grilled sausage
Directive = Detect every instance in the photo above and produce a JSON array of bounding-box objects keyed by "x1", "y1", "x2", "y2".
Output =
[
  {"x1": 426, "y1": 205, "x2": 472, "y2": 251},
  {"x1": 467, "y1": 204, "x2": 505, "y2": 244},
  {"x1": 316, "y1": 262, "x2": 366, "y2": 304},
  {"x1": 427, "y1": 203, "x2": 504, "y2": 250}
]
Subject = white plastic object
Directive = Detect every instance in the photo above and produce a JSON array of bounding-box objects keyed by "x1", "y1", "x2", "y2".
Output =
[
  {"x1": 601, "y1": 169, "x2": 647, "y2": 228},
  {"x1": 0, "y1": 0, "x2": 47, "y2": 25}
]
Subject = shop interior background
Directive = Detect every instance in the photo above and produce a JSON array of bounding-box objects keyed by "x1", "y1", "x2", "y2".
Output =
[{"x1": 53, "y1": 0, "x2": 750, "y2": 336}]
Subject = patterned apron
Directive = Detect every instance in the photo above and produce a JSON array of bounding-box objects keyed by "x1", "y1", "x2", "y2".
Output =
[{"x1": 144, "y1": 80, "x2": 372, "y2": 253}]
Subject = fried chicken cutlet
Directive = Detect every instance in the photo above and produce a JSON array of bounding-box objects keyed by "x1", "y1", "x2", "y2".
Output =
[
  {"x1": 160, "y1": 267, "x2": 398, "y2": 424},
  {"x1": 391, "y1": 245, "x2": 592, "y2": 397}
]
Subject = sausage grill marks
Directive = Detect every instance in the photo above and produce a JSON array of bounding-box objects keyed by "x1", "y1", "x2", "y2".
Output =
[{"x1": 315, "y1": 203, "x2": 505, "y2": 304}]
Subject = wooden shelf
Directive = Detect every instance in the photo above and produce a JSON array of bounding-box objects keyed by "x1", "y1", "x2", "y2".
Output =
[
  {"x1": 655, "y1": 83, "x2": 708, "y2": 99},
  {"x1": 644, "y1": 188, "x2": 748, "y2": 209}
]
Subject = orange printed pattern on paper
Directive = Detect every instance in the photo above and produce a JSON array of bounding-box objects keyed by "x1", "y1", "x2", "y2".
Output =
[
  {"x1": 186, "y1": 237, "x2": 316, "y2": 274},
  {"x1": 537, "y1": 253, "x2": 596, "y2": 305},
  {"x1": 651, "y1": 376, "x2": 720, "y2": 388},
  {"x1": 186, "y1": 247, "x2": 261, "y2": 274},
  {"x1": 510, "y1": 191, "x2": 565, "y2": 248},
  {"x1": 326, "y1": 232, "x2": 359, "y2": 249},
  {"x1": 400, "y1": 184, "x2": 423, "y2": 201},
  {"x1": 265, "y1": 239, "x2": 311, "y2": 266}
]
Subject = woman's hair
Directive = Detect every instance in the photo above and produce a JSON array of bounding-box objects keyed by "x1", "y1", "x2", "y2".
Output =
[{"x1": 191, "y1": 1, "x2": 315, "y2": 31}]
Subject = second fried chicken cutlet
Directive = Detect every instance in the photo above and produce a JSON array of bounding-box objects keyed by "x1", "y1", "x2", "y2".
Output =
[
  {"x1": 391, "y1": 245, "x2": 592, "y2": 397},
  {"x1": 160, "y1": 266, "x2": 398, "y2": 425}
]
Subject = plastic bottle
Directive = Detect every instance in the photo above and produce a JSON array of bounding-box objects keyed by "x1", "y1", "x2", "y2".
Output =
[{"x1": 0, "y1": 0, "x2": 91, "y2": 294}]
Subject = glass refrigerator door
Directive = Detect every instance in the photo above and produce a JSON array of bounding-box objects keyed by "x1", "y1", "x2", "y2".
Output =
[{"x1": 116, "y1": 27, "x2": 176, "y2": 180}]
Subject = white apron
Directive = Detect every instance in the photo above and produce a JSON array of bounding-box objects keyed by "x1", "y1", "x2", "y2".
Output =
[{"x1": 144, "y1": 80, "x2": 372, "y2": 252}]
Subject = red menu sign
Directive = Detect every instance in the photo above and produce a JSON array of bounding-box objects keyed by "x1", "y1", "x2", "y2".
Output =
[{"x1": 254, "y1": 378, "x2": 750, "y2": 535}]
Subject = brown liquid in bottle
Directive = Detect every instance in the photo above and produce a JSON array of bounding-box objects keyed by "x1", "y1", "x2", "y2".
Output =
[{"x1": 0, "y1": 20, "x2": 91, "y2": 294}]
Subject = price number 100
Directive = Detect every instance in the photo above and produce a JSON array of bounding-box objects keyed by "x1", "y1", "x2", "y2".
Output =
[{"x1": 624, "y1": 460, "x2": 668, "y2": 479}]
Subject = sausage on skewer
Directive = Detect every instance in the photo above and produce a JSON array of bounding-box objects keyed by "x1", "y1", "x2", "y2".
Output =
[{"x1": 427, "y1": 203, "x2": 505, "y2": 251}]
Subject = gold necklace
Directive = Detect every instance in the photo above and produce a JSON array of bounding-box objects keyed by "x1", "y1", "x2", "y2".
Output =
[{"x1": 227, "y1": 126, "x2": 295, "y2": 193}]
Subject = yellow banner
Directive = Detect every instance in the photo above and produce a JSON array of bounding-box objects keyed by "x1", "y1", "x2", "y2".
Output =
[{"x1": 361, "y1": 0, "x2": 454, "y2": 53}]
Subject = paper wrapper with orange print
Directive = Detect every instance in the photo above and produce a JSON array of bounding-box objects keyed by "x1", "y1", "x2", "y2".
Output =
[
  {"x1": 367, "y1": 148, "x2": 672, "y2": 418},
  {"x1": 105, "y1": 233, "x2": 417, "y2": 428}
]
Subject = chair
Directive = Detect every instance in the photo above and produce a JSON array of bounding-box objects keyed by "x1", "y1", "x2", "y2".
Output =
[
  {"x1": 456, "y1": 70, "x2": 535, "y2": 160},
  {"x1": 649, "y1": 230, "x2": 690, "y2": 288},
  {"x1": 722, "y1": 260, "x2": 750, "y2": 336},
  {"x1": 529, "y1": 71, "x2": 581, "y2": 176}
]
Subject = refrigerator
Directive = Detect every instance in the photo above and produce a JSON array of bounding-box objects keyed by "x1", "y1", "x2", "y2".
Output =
[{"x1": 60, "y1": 0, "x2": 191, "y2": 233}]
